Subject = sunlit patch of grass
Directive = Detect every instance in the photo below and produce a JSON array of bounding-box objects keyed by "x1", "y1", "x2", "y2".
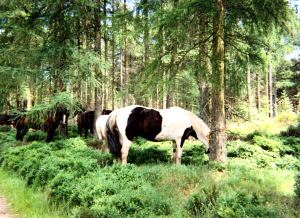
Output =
[
  {"x1": 228, "y1": 116, "x2": 298, "y2": 137},
  {"x1": 0, "y1": 169, "x2": 67, "y2": 218}
]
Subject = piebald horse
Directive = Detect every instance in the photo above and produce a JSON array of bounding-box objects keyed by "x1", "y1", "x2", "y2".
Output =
[
  {"x1": 95, "y1": 109, "x2": 113, "y2": 140},
  {"x1": 95, "y1": 115, "x2": 109, "y2": 141},
  {"x1": 105, "y1": 105, "x2": 210, "y2": 164}
]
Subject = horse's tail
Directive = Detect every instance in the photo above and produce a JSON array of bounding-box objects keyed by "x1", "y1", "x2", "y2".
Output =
[
  {"x1": 187, "y1": 111, "x2": 210, "y2": 150},
  {"x1": 106, "y1": 111, "x2": 122, "y2": 158}
]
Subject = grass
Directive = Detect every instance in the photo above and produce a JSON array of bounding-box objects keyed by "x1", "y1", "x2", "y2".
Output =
[
  {"x1": 227, "y1": 113, "x2": 298, "y2": 137},
  {"x1": 0, "y1": 168, "x2": 67, "y2": 218},
  {"x1": 0, "y1": 116, "x2": 299, "y2": 217}
]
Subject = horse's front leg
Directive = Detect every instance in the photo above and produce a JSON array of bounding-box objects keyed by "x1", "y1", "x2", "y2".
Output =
[
  {"x1": 46, "y1": 125, "x2": 56, "y2": 142},
  {"x1": 173, "y1": 139, "x2": 182, "y2": 165},
  {"x1": 172, "y1": 141, "x2": 177, "y2": 163},
  {"x1": 121, "y1": 139, "x2": 132, "y2": 165}
]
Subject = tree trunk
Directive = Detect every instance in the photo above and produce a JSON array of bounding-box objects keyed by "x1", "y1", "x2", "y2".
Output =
[
  {"x1": 247, "y1": 64, "x2": 252, "y2": 120},
  {"x1": 273, "y1": 73, "x2": 277, "y2": 116},
  {"x1": 268, "y1": 58, "x2": 273, "y2": 118},
  {"x1": 25, "y1": 85, "x2": 32, "y2": 111},
  {"x1": 111, "y1": 0, "x2": 116, "y2": 109},
  {"x1": 123, "y1": 0, "x2": 128, "y2": 106},
  {"x1": 94, "y1": 0, "x2": 102, "y2": 127},
  {"x1": 197, "y1": 16, "x2": 210, "y2": 124},
  {"x1": 256, "y1": 71, "x2": 261, "y2": 113},
  {"x1": 120, "y1": 49, "x2": 124, "y2": 107},
  {"x1": 143, "y1": 0, "x2": 150, "y2": 65},
  {"x1": 103, "y1": 0, "x2": 108, "y2": 109},
  {"x1": 265, "y1": 63, "x2": 269, "y2": 116},
  {"x1": 199, "y1": 81, "x2": 210, "y2": 123},
  {"x1": 210, "y1": 0, "x2": 227, "y2": 163}
]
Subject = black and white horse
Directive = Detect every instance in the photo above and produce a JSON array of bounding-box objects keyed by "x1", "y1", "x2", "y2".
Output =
[
  {"x1": 95, "y1": 114, "x2": 110, "y2": 141},
  {"x1": 105, "y1": 105, "x2": 210, "y2": 164}
]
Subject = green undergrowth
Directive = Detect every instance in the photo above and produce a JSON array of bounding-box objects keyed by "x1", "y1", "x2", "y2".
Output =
[
  {"x1": 0, "y1": 124, "x2": 299, "y2": 217},
  {"x1": 0, "y1": 168, "x2": 67, "y2": 218}
]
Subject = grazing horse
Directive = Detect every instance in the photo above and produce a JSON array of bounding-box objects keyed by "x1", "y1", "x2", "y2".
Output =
[
  {"x1": 77, "y1": 111, "x2": 95, "y2": 138},
  {"x1": 14, "y1": 108, "x2": 69, "y2": 142},
  {"x1": 0, "y1": 114, "x2": 16, "y2": 125},
  {"x1": 77, "y1": 109, "x2": 112, "y2": 138},
  {"x1": 102, "y1": 109, "x2": 112, "y2": 115},
  {"x1": 95, "y1": 115, "x2": 109, "y2": 141},
  {"x1": 105, "y1": 105, "x2": 211, "y2": 164},
  {"x1": 44, "y1": 109, "x2": 69, "y2": 142},
  {"x1": 95, "y1": 109, "x2": 113, "y2": 141}
]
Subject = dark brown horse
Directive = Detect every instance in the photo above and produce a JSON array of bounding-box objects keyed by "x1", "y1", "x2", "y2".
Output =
[
  {"x1": 44, "y1": 109, "x2": 69, "y2": 142},
  {"x1": 0, "y1": 114, "x2": 16, "y2": 125},
  {"x1": 77, "y1": 111, "x2": 95, "y2": 138},
  {"x1": 102, "y1": 109, "x2": 112, "y2": 115},
  {"x1": 14, "y1": 108, "x2": 69, "y2": 142},
  {"x1": 77, "y1": 109, "x2": 112, "y2": 138}
]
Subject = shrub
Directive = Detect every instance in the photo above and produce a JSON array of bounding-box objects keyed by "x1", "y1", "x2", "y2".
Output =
[
  {"x1": 276, "y1": 112, "x2": 298, "y2": 127},
  {"x1": 253, "y1": 136, "x2": 283, "y2": 152},
  {"x1": 295, "y1": 173, "x2": 300, "y2": 199},
  {"x1": 48, "y1": 172, "x2": 79, "y2": 203},
  {"x1": 227, "y1": 140, "x2": 255, "y2": 158},
  {"x1": 47, "y1": 165, "x2": 173, "y2": 217},
  {"x1": 216, "y1": 190, "x2": 280, "y2": 218},
  {"x1": 0, "y1": 125, "x2": 12, "y2": 132},
  {"x1": 128, "y1": 146, "x2": 170, "y2": 164},
  {"x1": 182, "y1": 143, "x2": 208, "y2": 165},
  {"x1": 186, "y1": 185, "x2": 218, "y2": 217},
  {"x1": 0, "y1": 128, "x2": 299, "y2": 217},
  {"x1": 275, "y1": 155, "x2": 300, "y2": 170},
  {"x1": 277, "y1": 91, "x2": 294, "y2": 114},
  {"x1": 24, "y1": 130, "x2": 47, "y2": 142},
  {"x1": 281, "y1": 125, "x2": 300, "y2": 137},
  {"x1": 68, "y1": 125, "x2": 79, "y2": 138},
  {"x1": 128, "y1": 138, "x2": 171, "y2": 164},
  {"x1": 245, "y1": 130, "x2": 263, "y2": 141}
]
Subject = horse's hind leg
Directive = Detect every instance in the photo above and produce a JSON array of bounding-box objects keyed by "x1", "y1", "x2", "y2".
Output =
[
  {"x1": 78, "y1": 125, "x2": 82, "y2": 136},
  {"x1": 84, "y1": 128, "x2": 88, "y2": 138}
]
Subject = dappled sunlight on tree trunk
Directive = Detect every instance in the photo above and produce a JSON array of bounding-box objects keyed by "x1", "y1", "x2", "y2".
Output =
[{"x1": 210, "y1": 0, "x2": 227, "y2": 163}]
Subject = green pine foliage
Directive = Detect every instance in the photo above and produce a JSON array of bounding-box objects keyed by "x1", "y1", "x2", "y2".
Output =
[
  {"x1": 20, "y1": 92, "x2": 82, "y2": 126},
  {"x1": 1, "y1": 0, "x2": 298, "y2": 115}
]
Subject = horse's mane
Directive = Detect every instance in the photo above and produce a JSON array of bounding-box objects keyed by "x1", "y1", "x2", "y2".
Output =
[{"x1": 186, "y1": 110, "x2": 210, "y2": 148}]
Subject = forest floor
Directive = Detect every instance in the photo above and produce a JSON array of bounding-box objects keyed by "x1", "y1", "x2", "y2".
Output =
[{"x1": 0, "y1": 196, "x2": 16, "y2": 218}]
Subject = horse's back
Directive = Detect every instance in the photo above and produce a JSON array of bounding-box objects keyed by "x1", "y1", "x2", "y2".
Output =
[
  {"x1": 112, "y1": 105, "x2": 191, "y2": 142},
  {"x1": 154, "y1": 107, "x2": 192, "y2": 140}
]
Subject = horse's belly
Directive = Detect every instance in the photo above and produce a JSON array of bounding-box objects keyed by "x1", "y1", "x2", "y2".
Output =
[
  {"x1": 154, "y1": 125, "x2": 183, "y2": 141},
  {"x1": 154, "y1": 116, "x2": 191, "y2": 141}
]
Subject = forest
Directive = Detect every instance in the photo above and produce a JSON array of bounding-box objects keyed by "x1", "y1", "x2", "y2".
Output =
[{"x1": 0, "y1": 0, "x2": 300, "y2": 217}]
